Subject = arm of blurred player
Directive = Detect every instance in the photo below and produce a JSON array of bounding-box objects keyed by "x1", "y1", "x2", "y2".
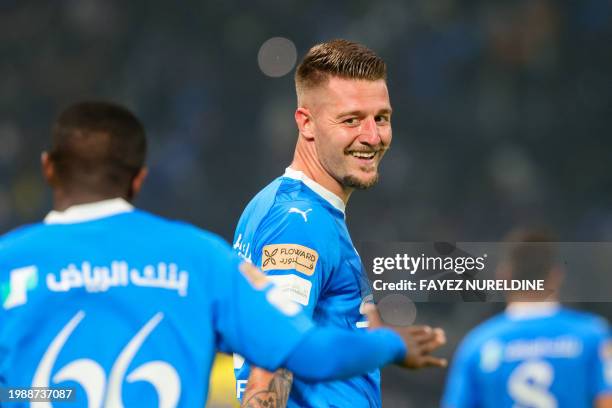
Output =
[
  {"x1": 211, "y1": 239, "x2": 447, "y2": 388},
  {"x1": 279, "y1": 309, "x2": 446, "y2": 380},
  {"x1": 239, "y1": 305, "x2": 447, "y2": 408}
]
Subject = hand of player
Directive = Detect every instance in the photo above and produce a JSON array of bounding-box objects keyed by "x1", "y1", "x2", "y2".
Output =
[{"x1": 364, "y1": 304, "x2": 447, "y2": 369}]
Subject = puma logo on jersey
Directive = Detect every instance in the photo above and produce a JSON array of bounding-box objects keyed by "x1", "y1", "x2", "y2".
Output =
[{"x1": 288, "y1": 208, "x2": 312, "y2": 222}]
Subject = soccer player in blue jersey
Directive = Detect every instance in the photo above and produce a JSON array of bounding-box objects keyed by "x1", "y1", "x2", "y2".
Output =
[
  {"x1": 442, "y1": 231, "x2": 612, "y2": 408},
  {"x1": 0, "y1": 101, "x2": 447, "y2": 407},
  {"x1": 233, "y1": 39, "x2": 446, "y2": 407}
]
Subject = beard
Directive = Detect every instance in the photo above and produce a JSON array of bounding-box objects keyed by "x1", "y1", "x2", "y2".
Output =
[{"x1": 341, "y1": 172, "x2": 379, "y2": 190}]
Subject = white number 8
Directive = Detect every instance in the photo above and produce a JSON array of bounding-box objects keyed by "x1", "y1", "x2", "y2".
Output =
[
  {"x1": 507, "y1": 360, "x2": 557, "y2": 408},
  {"x1": 32, "y1": 311, "x2": 180, "y2": 408}
]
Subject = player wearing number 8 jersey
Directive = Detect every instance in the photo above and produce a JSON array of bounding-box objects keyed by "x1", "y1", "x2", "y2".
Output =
[
  {"x1": 442, "y1": 230, "x2": 612, "y2": 408},
  {"x1": 0, "y1": 101, "x2": 447, "y2": 408}
]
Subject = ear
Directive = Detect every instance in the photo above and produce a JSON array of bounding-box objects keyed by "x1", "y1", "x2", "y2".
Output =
[
  {"x1": 41, "y1": 151, "x2": 56, "y2": 186},
  {"x1": 130, "y1": 167, "x2": 148, "y2": 199},
  {"x1": 295, "y1": 107, "x2": 315, "y2": 141}
]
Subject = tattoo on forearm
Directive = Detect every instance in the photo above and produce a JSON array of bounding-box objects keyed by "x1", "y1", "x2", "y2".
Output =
[{"x1": 242, "y1": 369, "x2": 293, "y2": 408}]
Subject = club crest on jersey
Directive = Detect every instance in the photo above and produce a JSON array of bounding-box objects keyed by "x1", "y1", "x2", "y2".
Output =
[
  {"x1": 2, "y1": 266, "x2": 38, "y2": 310},
  {"x1": 261, "y1": 244, "x2": 318, "y2": 276}
]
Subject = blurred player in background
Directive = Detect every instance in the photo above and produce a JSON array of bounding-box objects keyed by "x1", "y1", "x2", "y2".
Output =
[
  {"x1": 233, "y1": 39, "x2": 446, "y2": 407},
  {"x1": 0, "y1": 101, "x2": 447, "y2": 407},
  {"x1": 442, "y1": 230, "x2": 612, "y2": 408}
]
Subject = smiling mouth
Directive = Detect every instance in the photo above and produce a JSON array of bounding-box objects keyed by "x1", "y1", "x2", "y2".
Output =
[{"x1": 348, "y1": 151, "x2": 376, "y2": 160}]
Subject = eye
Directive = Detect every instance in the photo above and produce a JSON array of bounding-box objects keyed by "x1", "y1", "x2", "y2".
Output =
[
  {"x1": 375, "y1": 115, "x2": 390, "y2": 124},
  {"x1": 343, "y1": 117, "x2": 360, "y2": 126}
]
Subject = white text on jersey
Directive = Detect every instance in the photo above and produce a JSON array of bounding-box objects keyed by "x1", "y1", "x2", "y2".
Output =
[{"x1": 46, "y1": 261, "x2": 189, "y2": 296}]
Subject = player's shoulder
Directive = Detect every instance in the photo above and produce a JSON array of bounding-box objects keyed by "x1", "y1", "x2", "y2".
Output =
[
  {"x1": 240, "y1": 176, "x2": 341, "y2": 260},
  {"x1": 0, "y1": 222, "x2": 47, "y2": 251},
  {"x1": 555, "y1": 307, "x2": 609, "y2": 336},
  {"x1": 273, "y1": 176, "x2": 339, "y2": 223},
  {"x1": 243, "y1": 174, "x2": 340, "y2": 224},
  {"x1": 242, "y1": 176, "x2": 286, "y2": 216},
  {"x1": 459, "y1": 312, "x2": 510, "y2": 351},
  {"x1": 269, "y1": 198, "x2": 334, "y2": 226},
  {"x1": 257, "y1": 199, "x2": 339, "y2": 255}
]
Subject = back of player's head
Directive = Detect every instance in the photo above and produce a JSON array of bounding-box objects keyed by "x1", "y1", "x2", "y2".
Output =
[
  {"x1": 503, "y1": 228, "x2": 558, "y2": 282},
  {"x1": 295, "y1": 39, "x2": 387, "y2": 103},
  {"x1": 49, "y1": 101, "x2": 146, "y2": 196}
]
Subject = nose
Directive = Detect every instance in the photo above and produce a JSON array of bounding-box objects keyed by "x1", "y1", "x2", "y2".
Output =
[{"x1": 359, "y1": 117, "x2": 381, "y2": 146}]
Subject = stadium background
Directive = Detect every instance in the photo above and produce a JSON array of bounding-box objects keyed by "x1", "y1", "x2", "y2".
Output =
[{"x1": 1, "y1": 0, "x2": 611, "y2": 406}]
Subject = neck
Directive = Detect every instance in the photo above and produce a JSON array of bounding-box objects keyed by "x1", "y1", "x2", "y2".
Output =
[
  {"x1": 53, "y1": 190, "x2": 127, "y2": 212},
  {"x1": 291, "y1": 135, "x2": 352, "y2": 204}
]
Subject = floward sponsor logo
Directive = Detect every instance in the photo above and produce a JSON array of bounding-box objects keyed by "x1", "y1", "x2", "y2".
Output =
[
  {"x1": 261, "y1": 244, "x2": 318, "y2": 276},
  {"x1": 46, "y1": 261, "x2": 189, "y2": 296}
]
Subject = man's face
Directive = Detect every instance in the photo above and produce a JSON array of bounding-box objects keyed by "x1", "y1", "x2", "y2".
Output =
[{"x1": 308, "y1": 77, "x2": 392, "y2": 190}]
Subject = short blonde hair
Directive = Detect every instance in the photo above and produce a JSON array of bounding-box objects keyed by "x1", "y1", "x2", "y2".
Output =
[{"x1": 295, "y1": 39, "x2": 387, "y2": 99}]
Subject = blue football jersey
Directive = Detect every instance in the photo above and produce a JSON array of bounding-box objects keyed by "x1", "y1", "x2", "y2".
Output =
[
  {"x1": 0, "y1": 198, "x2": 313, "y2": 407},
  {"x1": 442, "y1": 303, "x2": 612, "y2": 408},
  {"x1": 233, "y1": 168, "x2": 378, "y2": 408}
]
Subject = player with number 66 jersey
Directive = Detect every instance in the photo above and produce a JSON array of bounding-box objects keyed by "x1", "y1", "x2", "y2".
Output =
[{"x1": 1, "y1": 101, "x2": 448, "y2": 408}]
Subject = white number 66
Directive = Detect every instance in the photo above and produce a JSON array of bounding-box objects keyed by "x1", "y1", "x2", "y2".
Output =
[{"x1": 32, "y1": 311, "x2": 180, "y2": 408}]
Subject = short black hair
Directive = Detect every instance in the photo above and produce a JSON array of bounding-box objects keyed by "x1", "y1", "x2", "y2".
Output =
[
  {"x1": 49, "y1": 101, "x2": 146, "y2": 195},
  {"x1": 504, "y1": 228, "x2": 558, "y2": 281}
]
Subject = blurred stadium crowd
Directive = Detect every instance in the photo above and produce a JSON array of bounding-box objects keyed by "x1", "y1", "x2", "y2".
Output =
[{"x1": 1, "y1": 0, "x2": 611, "y2": 406}]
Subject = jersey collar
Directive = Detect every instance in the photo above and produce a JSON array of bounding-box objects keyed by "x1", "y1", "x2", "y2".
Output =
[
  {"x1": 505, "y1": 301, "x2": 560, "y2": 320},
  {"x1": 284, "y1": 167, "x2": 346, "y2": 214},
  {"x1": 44, "y1": 198, "x2": 134, "y2": 225}
]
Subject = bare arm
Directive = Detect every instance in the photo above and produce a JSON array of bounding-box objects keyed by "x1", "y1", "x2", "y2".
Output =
[{"x1": 241, "y1": 367, "x2": 293, "y2": 408}]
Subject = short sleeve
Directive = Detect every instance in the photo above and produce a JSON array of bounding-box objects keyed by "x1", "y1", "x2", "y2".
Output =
[
  {"x1": 250, "y1": 203, "x2": 338, "y2": 317},
  {"x1": 209, "y1": 237, "x2": 315, "y2": 371}
]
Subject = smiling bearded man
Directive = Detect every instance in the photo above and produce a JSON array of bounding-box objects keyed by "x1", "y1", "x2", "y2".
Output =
[{"x1": 232, "y1": 40, "x2": 445, "y2": 408}]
